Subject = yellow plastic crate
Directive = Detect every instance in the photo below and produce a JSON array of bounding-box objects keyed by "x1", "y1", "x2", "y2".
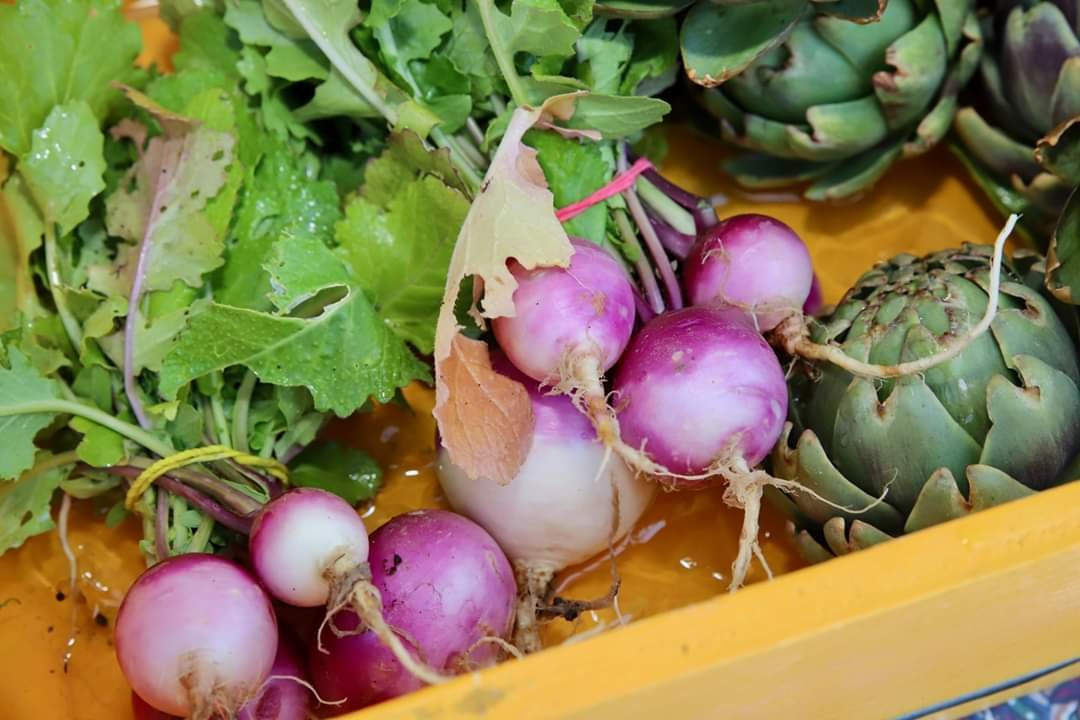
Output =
[{"x1": 0, "y1": 9, "x2": 1076, "y2": 720}]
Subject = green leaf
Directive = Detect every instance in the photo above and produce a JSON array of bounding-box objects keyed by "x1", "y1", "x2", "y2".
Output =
[
  {"x1": 337, "y1": 174, "x2": 468, "y2": 354},
  {"x1": 495, "y1": 0, "x2": 581, "y2": 60},
  {"x1": 264, "y1": 233, "x2": 351, "y2": 313},
  {"x1": 365, "y1": 0, "x2": 407, "y2": 27},
  {"x1": 0, "y1": 454, "x2": 70, "y2": 554},
  {"x1": 71, "y1": 416, "x2": 126, "y2": 466},
  {"x1": 0, "y1": 348, "x2": 63, "y2": 480},
  {"x1": 289, "y1": 441, "x2": 382, "y2": 504},
  {"x1": 621, "y1": 17, "x2": 679, "y2": 96},
  {"x1": 577, "y1": 21, "x2": 633, "y2": 95},
  {"x1": 217, "y1": 139, "x2": 342, "y2": 310},
  {"x1": 172, "y1": 9, "x2": 243, "y2": 80},
  {"x1": 566, "y1": 93, "x2": 670, "y2": 137},
  {"x1": 159, "y1": 291, "x2": 430, "y2": 416},
  {"x1": 225, "y1": 0, "x2": 290, "y2": 46},
  {"x1": 446, "y1": 2, "x2": 500, "y2": 82},
  {"x1": 383, "y1": 0, "x2": 453, "y2": 63},
  {"x1": 0, "y1": 0, "x2": 142, "y2": 156},
  {"x1": 0, "y1": 173, "x2": 45, "y2": 331},
  {"x1": 295, "y1": 70, "x2": 381, "y2": 121},
  {"x1": 22, "y1": 102, "x2": 106, "y2": 235},
  {"x1": 265, "y1": 41, "x2": 329, "y2": 81},
  {"x1": 526, "y1": 129, "x2": 613, "y2": 243},
  {"x1": 105, "y1": 104, "x2": 235, "y2": 294},
  {"x1": 273, "y1": 0, "x2": 440, "y2": 134}
]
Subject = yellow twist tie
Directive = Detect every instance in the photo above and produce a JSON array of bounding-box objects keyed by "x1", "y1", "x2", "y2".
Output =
[{"x1": 125, "y1": 444, "x2": 289, "y2": 510}]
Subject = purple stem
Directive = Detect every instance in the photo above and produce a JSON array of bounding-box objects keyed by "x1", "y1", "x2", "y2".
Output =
[
  {"x1": 227, "y1": 460, "x2": 284, "y2": 499},
  {"x1": 155, "y1": 487, "x2": 170, "y2": 560},
  {"x1": 102, "y1": 465, "x2": 255, "y2": 534},
  {"x1": 648, "y1": 211, "x2": 696, "y2": 260},
  {"x1": 154, "y1": 475, "x2": 253, "y2": 534},
  {"x1": 633, "y1": 289, "x2": 656, "y2": 323},
  {"x1": 620, "y1": 150, "x2": 683, "y2": 311},
  {"x1": 123, "y1": 233, "x2": 156, "y2": 430}
]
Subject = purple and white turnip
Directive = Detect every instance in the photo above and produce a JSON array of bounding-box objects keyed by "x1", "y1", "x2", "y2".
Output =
[
  {"x1": 437, "y1": 354, "x2": 654, "y2": 651},
  {"x1": 308, "y1": 510, "x2": 516, "y2": 712},
  {"x1": 115, "y1": 555, "x2": 278, "y2": 719}
]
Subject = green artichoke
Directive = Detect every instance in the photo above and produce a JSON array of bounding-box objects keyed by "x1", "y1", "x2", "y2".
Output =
[
  {"x1": 772, "y1": 244, "x2": 1080, "y2": 560},
  {"x1": 681, "y1": 0, "x2": 982, "y2": 200},
  {"x1": 954, "y1": 0, "x2": 1080, "y2": 245}
]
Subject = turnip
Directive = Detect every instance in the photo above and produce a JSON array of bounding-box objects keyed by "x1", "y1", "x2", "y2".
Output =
[
  {"x1": 248, "y1": 488, "x2": 447, "y2": 686},
  {"x1": 308, "y1": 510, "x2": 516, "y2": 712},
  {"x1": 130, "y1": 632, "x2": 310, "y2": 720},
  {"x1": 437, "y1": 354, "x2": 654, "y2": 652},
  {"x1": 682, "y1": 214, "x2": 813, "y2": 331},
  {"x1": 115, "y1": 554, "x2": 278, "y2": 719},
  {"x1": 612, "y1": 307, "x2": 796, "y2": 590},
  {"x1": 236, "y1": 634, "x2": 310, "y2": 720},
  {"x1": 493, "y1": 237, "x2": 635, "y2": 385}
]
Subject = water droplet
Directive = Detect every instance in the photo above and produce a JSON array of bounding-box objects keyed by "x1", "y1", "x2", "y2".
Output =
[
  {"x1": 679, "y1": 556, "x2": 697, "y2": 570},
  {"x1": 711, "y1": 571, "x2": 725, "y2": 582}
]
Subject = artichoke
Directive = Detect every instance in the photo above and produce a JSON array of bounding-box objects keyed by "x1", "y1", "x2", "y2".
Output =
[
  {"x1": 954, "y1": 0, "x2": 1080, "y2": 245},
  {"x1": 772, "y1": 244, "x2": 1080, "y2": 560},
  {"x1": 681, "y1": 0, "x2": 982, "y2": 200}
]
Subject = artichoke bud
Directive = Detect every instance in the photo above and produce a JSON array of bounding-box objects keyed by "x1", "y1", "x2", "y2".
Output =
[{"x1": 774, "y1": 243, "x2": 1080, "y2": 559}]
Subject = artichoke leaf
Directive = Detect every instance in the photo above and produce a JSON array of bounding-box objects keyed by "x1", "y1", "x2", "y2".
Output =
[
  {"x1": 803, "y1": 142, "x2": 902, "y2": 200},
  {"x1": 986, "y1": 278, "x2": 1080, "y2": 381},
  {"x1": 953, "y1": 107, "x2": 1042, "y2": 181},
  {"x1": 1048, "y1": 57, "x2": 1080, "y2": 129},
  {"x1": 980, "y1": 354, "x2": 1080, "y2": 490},
  {"x1": 823, "y1": 516, "x2": 893, "y2": 554},
  {"x1": 1001, "y1": 2, "x2": 1080, "y2": 138},
  {"x1": 847, "y1": 519, "x2": 894, "y2": 550},
  {"x1": 831, "y1": 376, "x2": 982, "y2": 514},
  {"x1": 904, "y1": 465, "x2": 1034, "y2": 533},
  {"x1": 790, "y1": 96, "x2": 889, "y2": 160},
  {"x1": 813, "y1": 0, "x2": 886, "y2": 23},
  {"x1": 1047, "y1": 185, "x2": 1080, "y2": 303},
  {"x1": 594, "y1": 0, "x2": 694, "y2": 19},
  {"x1": 908, "y1": 28, "x2": 982, "y2": 155},
  {"x1": 791, "y1": 525, "x2": 837, "y2": 564},
  {"x1": 903, "y1": 321, "x2": 1007, "y2": 443},
  {"x1": 1035, "y1": 113, "x2": 1080, "y2": 184},
  {"x1": 774, "y1": 423, "x2": 907, "y2": 532},
  {"x1": 723, "y1": 151, "x2": 833, "y2": 188},
  {"x1": 873, "y1": 14, "x2": 948, "y2": 131},
  {"x1": 680, "y1": 0, "x2": 808, "y2": 87},
  {"x1": 932, "y1": 0, "x2": 970, "y2": 58}
]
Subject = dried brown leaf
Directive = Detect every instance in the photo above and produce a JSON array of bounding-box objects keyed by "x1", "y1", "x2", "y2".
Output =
[{"x1": 433, "y1": 93, "x2": 584, "y2": 484}]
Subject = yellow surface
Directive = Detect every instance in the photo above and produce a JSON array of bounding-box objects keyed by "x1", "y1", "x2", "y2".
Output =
[{"x1": 1, "y1": 9, "x2": 1073, "y2": 720}]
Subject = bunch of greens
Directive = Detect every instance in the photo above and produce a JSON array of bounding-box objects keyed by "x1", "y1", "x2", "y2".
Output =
[
  {"x1": 0, "y1": 0, "x2": 691, "y2": 562},
  {"x1": 0, "y1": 0, "x2": 463, "y2": 560}
]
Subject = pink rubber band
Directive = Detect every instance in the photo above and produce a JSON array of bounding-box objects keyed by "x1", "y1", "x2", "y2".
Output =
[{"x1": 555, "y1": 157, "x2": 655, "y2": 223}]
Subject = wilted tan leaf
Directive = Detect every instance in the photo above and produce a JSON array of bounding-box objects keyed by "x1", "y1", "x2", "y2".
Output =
[
  {"x1": 433, "y1": 93, "x2": 584, "y2": 484},
  {"x1": 436, "y1": 335, "x2": 533, "y2": 483}
]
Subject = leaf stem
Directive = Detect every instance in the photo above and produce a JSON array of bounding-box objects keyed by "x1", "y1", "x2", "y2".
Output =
[
  {"x1": 0, "y1": 399, "x2": 173, "y2": 457},
  {"x1": 281, "y1": 0, "x2": 398, "y2": 124},
  {"x1": 209, "y1": 386, "x2": 230, "y2": 448},
  {"x1": 614, "y1": 209, "x2": 663, "y2": 315},
  {"x1": 371, "y1": 23, "x2": 486, "y2": 187},
  {"x1": 42, "y1": 223, "x2": 83, "y2": 350},
  {"x1": 231, "y1": 370, "x2": 257, "y2": 453},
  {"x1": 475, "y1": 0, "x2": 530, "y2": 108},
  {"x1": 22, "y1": 450, "x2": 80, "y2": 481},
  {"x1": 636, "y1": 178, "x2": 697, "y2": 236}
]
